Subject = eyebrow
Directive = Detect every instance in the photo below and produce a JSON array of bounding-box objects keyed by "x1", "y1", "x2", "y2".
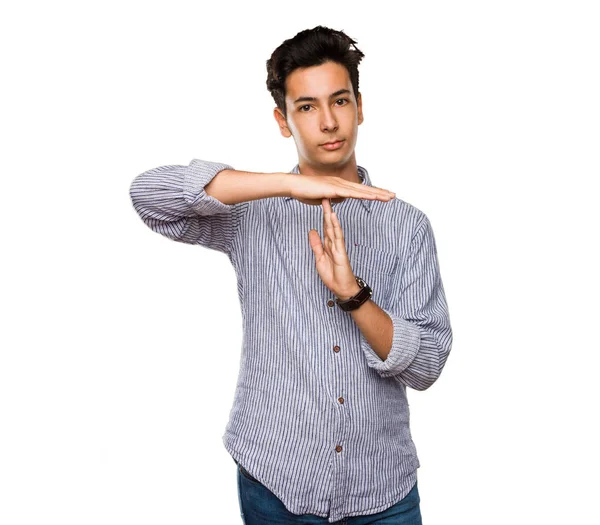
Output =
[{"x1": 293, "y1": 89, "x2": 352, "y2": 105}]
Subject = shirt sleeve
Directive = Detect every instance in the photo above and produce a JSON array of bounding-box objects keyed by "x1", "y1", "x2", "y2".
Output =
[
  {"x1": 360, "y1": 215, "x2": 453, "y2": 390},
  {"x1": 129, "y1": 158, "x2": 246, "y2": 255}
]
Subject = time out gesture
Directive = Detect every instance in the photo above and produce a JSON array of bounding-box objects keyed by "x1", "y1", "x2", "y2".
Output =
[
  {"x1": 290, "y1": 172, "x2": 395, "y2": 300},
  {"x1": 308, "y1": 198, "x2": 364, "y2": 301}
]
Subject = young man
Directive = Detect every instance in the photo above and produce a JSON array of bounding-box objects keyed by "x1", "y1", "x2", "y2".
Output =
[{"x1": 130, "y1": 25, "x2": 452, "y2": 525}]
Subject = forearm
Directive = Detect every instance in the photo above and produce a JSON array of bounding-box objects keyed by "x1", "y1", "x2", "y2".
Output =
[
  {"x1": 344, "y1": 215, "x2": 451, "y2": 390},
  {"x1": 204, "y1": 169, "x2": 291, "y2": 205},
  {"x1": 345, "y1": 291, "x2": 394, "y2": 361}
]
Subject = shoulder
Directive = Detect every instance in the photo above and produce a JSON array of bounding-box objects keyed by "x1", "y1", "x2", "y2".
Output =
[{"x1": 386, "y1": 196, "x2": 429, "y2": 236}]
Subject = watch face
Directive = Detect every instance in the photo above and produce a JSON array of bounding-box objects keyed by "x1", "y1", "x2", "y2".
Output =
[{"x1": 355, "y1": 276, "x2": 366, "y2": 288}]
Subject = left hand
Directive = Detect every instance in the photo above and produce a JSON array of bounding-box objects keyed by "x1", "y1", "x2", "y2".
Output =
[{"x1": 308, "y1": 198, "x2": 361, "y2": 300}]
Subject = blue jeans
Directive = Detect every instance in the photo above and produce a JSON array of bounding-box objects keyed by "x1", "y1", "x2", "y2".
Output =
[{"x1": 236, "y1": 461, "x2": 422, "y2": 525}]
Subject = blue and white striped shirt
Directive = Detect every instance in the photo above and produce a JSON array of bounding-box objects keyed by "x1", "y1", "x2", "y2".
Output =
[{"x1": 129, "y1": 158, "x2": 452, "y2": 523}]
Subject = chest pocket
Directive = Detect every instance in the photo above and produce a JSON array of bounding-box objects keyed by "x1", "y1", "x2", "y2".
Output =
[{"x1": 347, "y1": 243, "x2": 399, "y2": 306}]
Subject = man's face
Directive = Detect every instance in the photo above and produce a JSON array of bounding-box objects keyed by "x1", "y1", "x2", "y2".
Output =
[{"x1": 275, "y1": 61, "x2": 364, "y2": 168}]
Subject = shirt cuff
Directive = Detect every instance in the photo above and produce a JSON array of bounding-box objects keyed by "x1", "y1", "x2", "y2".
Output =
[
  {"x1": 184, "y1": 158, "x2": 235, "y2": 216},
  {"x1": 359, "y1": 308, "x2": 421, "y2": 378}
]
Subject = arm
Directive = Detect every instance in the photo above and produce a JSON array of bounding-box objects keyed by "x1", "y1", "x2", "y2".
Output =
[
  {"x1": 204, "y1": 167, "x2": 290, "y2": 204},
  {"x1": 349, "y1": 299, "x2": 394, "y2": 360},
  {"x1": 129, "y1": 158, "x2": 289, "y2": 254},
  {"x1": 359, "y1": 215, "x2": 453, "y2": 391}
]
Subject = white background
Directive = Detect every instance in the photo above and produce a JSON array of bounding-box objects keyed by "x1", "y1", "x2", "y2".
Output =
[{"x1": 2, "y1": 1, "x2": 599, "y2": 523}]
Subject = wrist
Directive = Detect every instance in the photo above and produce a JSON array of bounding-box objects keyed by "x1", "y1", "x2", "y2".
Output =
[{"x1": 278, "y1": 172, "x2": 295, "y2": 198}]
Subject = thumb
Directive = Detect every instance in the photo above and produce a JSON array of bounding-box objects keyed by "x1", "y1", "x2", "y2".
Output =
[{"x1": 308, "y1": 229, "x2": 324, "y2": 259}]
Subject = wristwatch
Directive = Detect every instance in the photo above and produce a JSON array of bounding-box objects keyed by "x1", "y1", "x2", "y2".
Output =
[{"x1": 335, "y1": 276, "x2": 372, "y2": 312}]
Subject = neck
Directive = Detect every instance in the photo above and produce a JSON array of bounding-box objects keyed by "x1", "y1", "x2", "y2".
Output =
[{"x1": 297, "y1": 153, "x2": 360, "y2": 184}]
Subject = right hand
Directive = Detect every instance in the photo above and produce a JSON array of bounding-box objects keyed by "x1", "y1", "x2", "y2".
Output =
[{"x1": 287, "y1": 174, "x2": 396, "y2": 206}]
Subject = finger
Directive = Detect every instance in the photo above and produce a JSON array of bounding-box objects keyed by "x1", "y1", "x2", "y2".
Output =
[
  {"x1": 308, "y1": 229, "x2": 325, "y2": 260},
  {"x1": 330, "y1": 209, "x2": 345, "y2": 256},
  {"x1": 322, "y1": 199, "x2": 334, "y2": 257},
  {"x1": 341, "y1": 182, "x2": 395, "y2": 197},
  {"x1": 372, "y1": 184, "x2": 395, "y2": 196},
  {"x1": 337, "y1": 186, "x2": 395, "y2": 201}
]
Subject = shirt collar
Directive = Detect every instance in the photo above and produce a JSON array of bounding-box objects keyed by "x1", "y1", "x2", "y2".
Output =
[{"x1": 283, "y1": 164, "x2": 373, "y2": 213}]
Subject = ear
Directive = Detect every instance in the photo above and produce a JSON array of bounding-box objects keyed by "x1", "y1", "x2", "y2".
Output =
[
  {"x1": 274, "y1": 107, "x2": 292, "y2": 138},
  {"x1": 357, "y1": 92, "x2": 364, "y2": 125}
]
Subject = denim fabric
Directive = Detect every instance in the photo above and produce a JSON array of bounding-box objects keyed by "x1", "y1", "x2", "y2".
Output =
[{"x1": 236, "y1": 461, "x2": 422, "y2": 525}]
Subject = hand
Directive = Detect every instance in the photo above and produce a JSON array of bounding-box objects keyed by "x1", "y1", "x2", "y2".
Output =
[
  {"x1": 308, "y1": 198, "x2": 362, "y2": 300},
  {"x1": 289, "y1": 173, "x2": 395, "y2": 206}
]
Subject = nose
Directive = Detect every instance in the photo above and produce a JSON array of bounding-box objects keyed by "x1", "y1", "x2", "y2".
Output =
[{"x1": 320, "y1": 106, "x2": 338, "y2": 133}]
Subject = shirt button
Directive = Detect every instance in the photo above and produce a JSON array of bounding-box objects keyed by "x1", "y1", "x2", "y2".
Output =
[
  {"x1": 333, "y1": 345, "x2": 340, "y2": 353},
  {"x1": 335, "y1": 445, "x2": 343, "y2": 453},
  {"x1": 327, "y1": 299, "x2": 335, "y2": 307},
  {"x1": 338, "y1": 397, "x2": 344, "y2": 404}
]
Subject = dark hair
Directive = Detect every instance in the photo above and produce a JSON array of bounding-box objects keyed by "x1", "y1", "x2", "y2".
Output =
[{"x1": 266, "y1": 25, "x2": 365, "y2": 120}]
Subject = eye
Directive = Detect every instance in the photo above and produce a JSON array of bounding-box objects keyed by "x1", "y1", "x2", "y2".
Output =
[
  {"x1": 335, "y1": 98, "x2": 349, "y2": 106},
  {"x1": 298, "y1": 104, "x2": 311, "y2": 112}
]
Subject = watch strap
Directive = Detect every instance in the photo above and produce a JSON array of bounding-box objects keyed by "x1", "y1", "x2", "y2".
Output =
[{"x1": 335, "y1": 276, "x2": 372, "y2": 312}]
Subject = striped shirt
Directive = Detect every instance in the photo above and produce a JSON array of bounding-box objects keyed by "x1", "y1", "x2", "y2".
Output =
[{"x1": 129, "y1": 158, "x2": 452, "y2": 523}]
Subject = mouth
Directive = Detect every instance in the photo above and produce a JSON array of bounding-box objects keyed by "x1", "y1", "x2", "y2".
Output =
[{"x1": 320, "y1": 139, "x2": 345, "y2": 151}]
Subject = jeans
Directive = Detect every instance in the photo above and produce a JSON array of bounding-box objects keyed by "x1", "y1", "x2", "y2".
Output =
[{"x1": 235, "y1": 461, "x2": 422, "y2": 525}]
